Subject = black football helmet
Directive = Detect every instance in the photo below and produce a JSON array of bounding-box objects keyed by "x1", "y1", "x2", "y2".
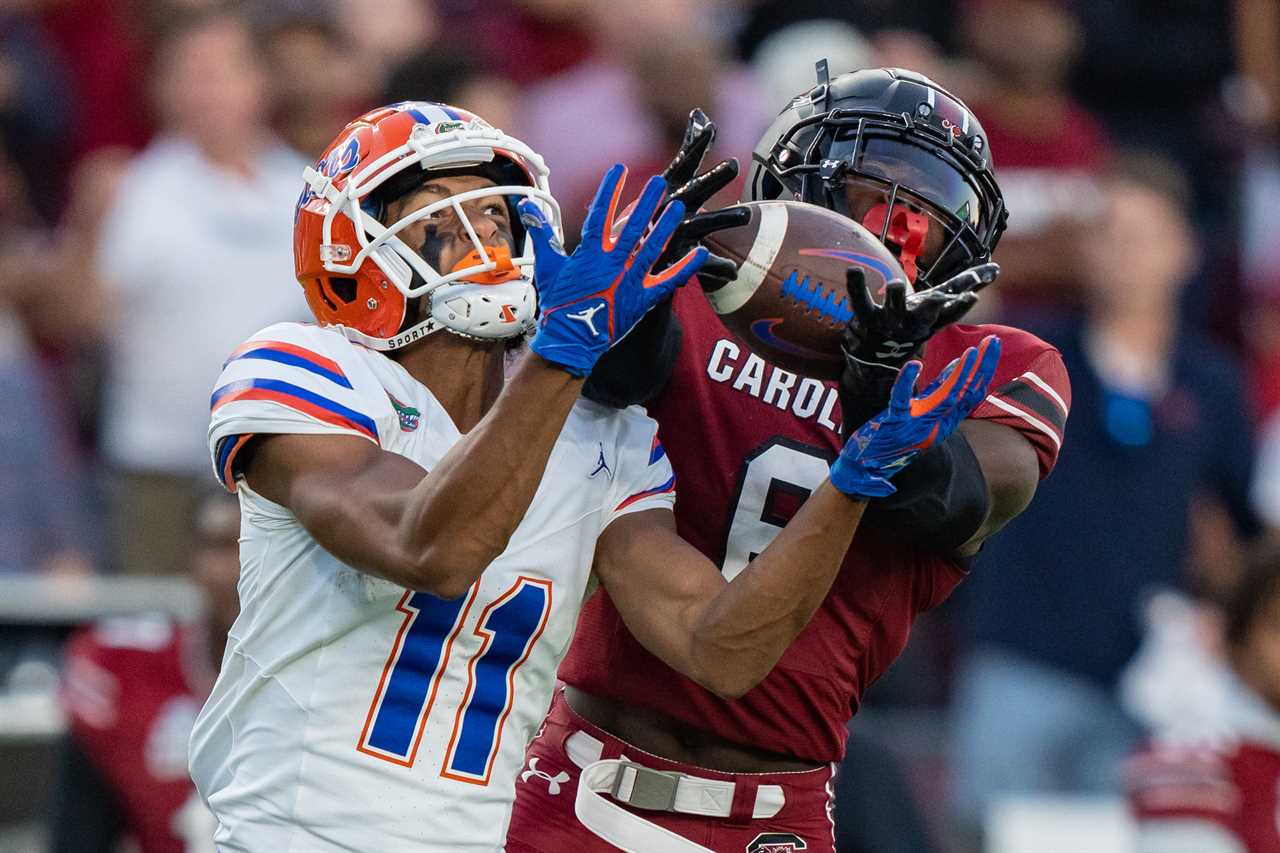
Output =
[{"x1": 746, "y1": 65, "x2": 1007, "y2": 289}]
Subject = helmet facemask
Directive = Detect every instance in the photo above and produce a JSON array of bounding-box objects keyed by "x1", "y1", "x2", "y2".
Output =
[
  {"x1": 751, "y1": 89, "x2": 1006, "y2": 291},
  {"x1": 303, "y1": 120, "x2": 561, "y2": 348}
]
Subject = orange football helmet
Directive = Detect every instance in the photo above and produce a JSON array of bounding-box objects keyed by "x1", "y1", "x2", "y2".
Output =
[{"x1": 293, "y1": 102, "x2": 560, "y2": 349}]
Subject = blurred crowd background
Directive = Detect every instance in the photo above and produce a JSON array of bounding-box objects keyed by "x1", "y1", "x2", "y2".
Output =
[{"x1": 1, "y1": 0, "x2": 1279, "y2": 851}]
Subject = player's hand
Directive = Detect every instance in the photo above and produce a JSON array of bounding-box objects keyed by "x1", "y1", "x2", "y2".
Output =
[
  {"x1": 838, "y1": 262, "x2": 999, "y2": 437},
  {"x1": 830, "y1": 335, "x2": 1001, "y2": 498},
  {"x1": 581, "y1": 110, "x2": 743, "y2": 407},
  {"x1": 654, "y1": 108, "x2": 749, "y2": 284},
  {"x1": 520, "y1": 164, "x2": 707, "y2": 377}
]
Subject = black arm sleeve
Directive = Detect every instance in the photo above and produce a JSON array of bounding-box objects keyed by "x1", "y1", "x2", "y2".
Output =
[
  {"x1": 861, "y1": 430, "x2": 990, "y2": 554},
  {"x1": 582, "y1": 296, "x2": 683, "y2": 408},
  {"x1": 47, "y1": 733, "x2": 124, "y2": 853}
]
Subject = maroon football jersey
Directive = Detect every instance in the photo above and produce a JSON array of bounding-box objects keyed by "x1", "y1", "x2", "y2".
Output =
[
  {"x1": 61, "y1": 617, "x2": 216, "y2": 853},
  {"x1": 559, "y1": 282, "x2": 1070, "y2": 762},
  {"x1": 1128, "y1": 710, "x2": 1280, "y2": 853}
]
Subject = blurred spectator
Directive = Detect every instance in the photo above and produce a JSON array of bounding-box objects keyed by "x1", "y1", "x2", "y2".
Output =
[
  {"x1": 23, "y1": 148, "x2": 134, "y2": 460},
  {"x1": 455, "y1": 0, "x2": 595, "y2": 87},
  {"x1": 1235, "y1": 1, "x2": 1280, "y2": 439},
  {"x1": 1254, "y1": 411, "x2": 1280, "y2": 530},
  {"x1": 1231, "y1": 0, "x2": 1280, "y2": 138},
  {"x1": 0, "y1": 4, "x2": 74, "y2": 221},
  {"x1": 518, "y1": 0, "x2": 766, "y2": 234},
  {"x1": 94, "y1": 7, "x2": 307, "y2": 576},
  {"x1": 383, "y1": 48, "x2": 522, "y2": 137},
  {"x1": 733, "y1": 0, "x2": 962, "y2": 64},
  {"x1": 1069, "y1": 3, "x2": 1245, "y2": 353},
  {"x1": 257, "y1": 4, "x2": 369, "y2": 159},
  {"x1": 1245, "y1": 299, "x2": 1280, "y2": 544},
  {"x1": 960, "y1": 0, "x2": 1110, "y2": 311},
  {"x1": 947, "y1": 151, "x2": 1260, "y2": 841},
  {"x1": 750, "y1": 18, "x2": 873, "y2": 110},
  {"x1": 1126, "y1": 542, "x2": 1280, "y2": 853},
  {"x1": 0, "y1": 141, "x2": 95, "y2": 576},
  {"x1": 1120, "y1": 589, "x2": 1234, "y2": 748},
  {"x1": 1070, "y1": 0, "x2": 1236, "y2": 230},
  {"x1": 40, "y1": 0, "x2": 152, "y2": 168},
  {"x1": 334, "y1": 0, "x2": 436, "y2": 97},
  {"x1": 1243, "y1": 278, "x2": 1280, "y2": 422},
  {"x1": 0, "y1": 145, "x2": 133, "y2": 577},
  {"x1": 867, "y1": 28, "x2": 961, "y2": 93},
  {"x1": 48, "y1": 490, "x2": 240, "y2": 853}
]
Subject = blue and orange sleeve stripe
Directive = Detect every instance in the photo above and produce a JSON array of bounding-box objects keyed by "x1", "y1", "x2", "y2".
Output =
[
  {"x1": 210, "y1": 378, "x2": 379, "y2": 443},
  {"x1": 215, "y1": 433, "x2": 254, "y2": 491},
  {"x1": 615, "y1": 474, "x2": 676, "y2": 512},
  {"x1": 648, "y1": 435, "x2": 666, "y2": 465},
  {"x1": 224, "y1": 341, "x2": 352, "y2": 389}
]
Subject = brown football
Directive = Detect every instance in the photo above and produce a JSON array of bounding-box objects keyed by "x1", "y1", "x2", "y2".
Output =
[{"x1": 700, "y1": 200, "x2": 906, "y2": 380}]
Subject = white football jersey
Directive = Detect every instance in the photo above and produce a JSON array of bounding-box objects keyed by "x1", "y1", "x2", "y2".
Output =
[{"x1": 190, "y1": 322, "x2": 676, "y2": 852}]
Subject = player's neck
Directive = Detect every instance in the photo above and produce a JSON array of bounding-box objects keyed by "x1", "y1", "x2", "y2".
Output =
[{"x1": 392, "y1": 332, "x2": 506, "y2": 432}]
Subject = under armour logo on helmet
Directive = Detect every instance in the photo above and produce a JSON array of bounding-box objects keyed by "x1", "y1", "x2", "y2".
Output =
[
  {"x1": 521, "y1": 758, "x2": 570, "y2": 795},
  {"x1": 567, "y1": 303, "x2": 607, "y2": 337}
]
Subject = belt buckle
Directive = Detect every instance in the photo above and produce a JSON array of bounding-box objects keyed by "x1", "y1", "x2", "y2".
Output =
[{"x1": 610, "y1": 760, "x2": 681, "y2": 812}]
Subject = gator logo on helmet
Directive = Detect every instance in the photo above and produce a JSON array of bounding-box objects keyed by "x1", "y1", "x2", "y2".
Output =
[{"x1": 295, "y1": 136, "x2": 363, "y2": 222}]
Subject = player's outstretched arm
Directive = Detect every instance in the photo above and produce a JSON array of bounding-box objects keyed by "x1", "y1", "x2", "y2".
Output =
[
  {"x1": 242, "y1": 356, "x2": 584, "y2": 599},
  {"x1": 244, "y1": 168, "x2": 707, "y2": 599},
  {"x1": 595, "y1": 337, "x2": 1001, "y2": 698}
]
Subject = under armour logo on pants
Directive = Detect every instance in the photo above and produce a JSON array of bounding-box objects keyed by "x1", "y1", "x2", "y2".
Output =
[{"x1": 521, "y1": 758, "x2": 571, "y2": 795}]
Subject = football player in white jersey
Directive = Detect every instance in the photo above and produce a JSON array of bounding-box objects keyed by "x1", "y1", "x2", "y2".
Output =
[{"x1": 189, "y1": 101, "x2": 1000, "y2": 852}]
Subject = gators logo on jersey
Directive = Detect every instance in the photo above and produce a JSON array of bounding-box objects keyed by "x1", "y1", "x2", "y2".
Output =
[
  {"x1": 387, "y1": 392, "x2": 421, "y2": 432},
  {"x1": 747, "y1": 833, "x2": 807, "y2": 853}
]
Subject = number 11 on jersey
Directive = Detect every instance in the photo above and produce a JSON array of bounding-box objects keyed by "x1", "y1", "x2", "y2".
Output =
[{"x1": 357, "y1": 577, "x2": 552, "y2": 784}]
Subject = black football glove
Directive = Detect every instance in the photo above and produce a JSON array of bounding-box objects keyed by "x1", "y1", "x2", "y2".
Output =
[
  {"x1": 583, "y1": 109, "x2": 747, "y2": 408},
  {"x1": 838, "y1": 262, "x2": 1000, "y2": 439},
  {"x1": 653, "y1": 108, "x2": 749, "y2": 285}
]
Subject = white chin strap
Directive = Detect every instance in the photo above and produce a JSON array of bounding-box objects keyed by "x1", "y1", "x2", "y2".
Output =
[
  {"x1": 431, "y1": 278, "x2": 537, "y2": 339},
  {"x1": 332, "y1": 276, "x2": 537, "y2": 352}
]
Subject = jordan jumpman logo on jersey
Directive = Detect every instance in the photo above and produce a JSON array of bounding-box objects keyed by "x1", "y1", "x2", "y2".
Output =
[{"x1": 589, "y1": 442, "x2": 613, "y2": 480}]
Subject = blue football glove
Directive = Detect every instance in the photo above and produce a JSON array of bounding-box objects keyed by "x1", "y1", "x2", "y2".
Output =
[
  {"x1": 830, "y1": 335, "x2": 1001, "y2": 498},
  {"x1": 519, "y1": 164, "x2": 709, "y2": 376}
]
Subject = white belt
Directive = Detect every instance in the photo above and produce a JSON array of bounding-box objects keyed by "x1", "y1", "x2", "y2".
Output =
[{"x1": 566, "y1": 729, "x2": 785, "y2": 853}]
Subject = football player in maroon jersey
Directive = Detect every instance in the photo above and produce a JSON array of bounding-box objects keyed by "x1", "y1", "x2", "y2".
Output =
[
  {"x1": 1127, "y1": 544, "x2": 1280, "y2": 853},
  {"x1": 506, "y1": 67, "x2": 1071, "y2": 853}
]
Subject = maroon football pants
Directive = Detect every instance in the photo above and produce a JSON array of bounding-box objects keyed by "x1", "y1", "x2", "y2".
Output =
[{"x1": 505, "y1": 689, "x2": 835, "y2": 853}]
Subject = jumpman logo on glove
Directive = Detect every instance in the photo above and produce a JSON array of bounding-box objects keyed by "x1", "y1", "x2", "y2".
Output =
[
  {"x1": 521, "y1": 164, "x2": 708, "y2": 377},
  {"x1": 568, "y1": 303, "x2": 607, "y2": 337}
]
